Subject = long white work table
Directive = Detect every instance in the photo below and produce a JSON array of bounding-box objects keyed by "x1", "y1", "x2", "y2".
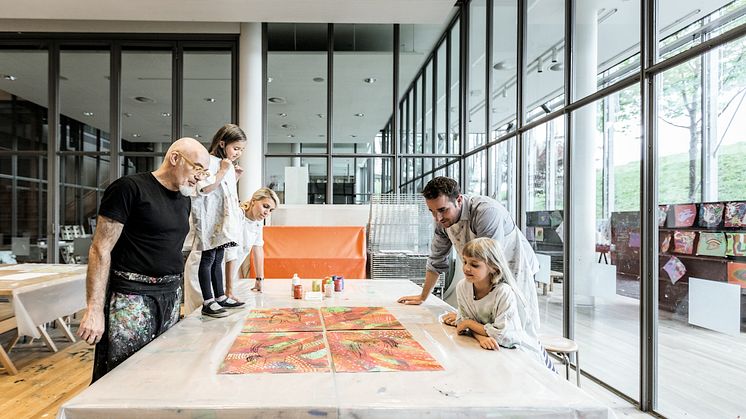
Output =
[{"x1": 59, "y1": 279, "x2": 613, "y2": 418}]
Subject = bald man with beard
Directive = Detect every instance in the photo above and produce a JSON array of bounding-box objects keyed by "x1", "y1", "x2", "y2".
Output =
[{"x1": 77, "y1": 137, "x2": 210, "y2": 382}]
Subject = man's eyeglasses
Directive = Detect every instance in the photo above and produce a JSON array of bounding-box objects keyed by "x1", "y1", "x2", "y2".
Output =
[{"x1": 174, "y1": 151, "x2": 210, "y2": 180}]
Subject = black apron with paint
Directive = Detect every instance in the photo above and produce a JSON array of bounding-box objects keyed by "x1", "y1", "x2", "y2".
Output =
[{"x1": 92, "y1": 270, "x2": 182, "y2": 383}]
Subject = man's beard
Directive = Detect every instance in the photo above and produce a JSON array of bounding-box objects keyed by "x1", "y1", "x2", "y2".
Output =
[{"x1": 179, "y1": 184, "x2": 197, "y2": 197}]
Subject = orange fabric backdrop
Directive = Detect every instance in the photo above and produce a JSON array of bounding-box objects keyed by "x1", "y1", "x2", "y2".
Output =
[{"x1": 249, "y1": 226, "x2": 367, "y2": 279}]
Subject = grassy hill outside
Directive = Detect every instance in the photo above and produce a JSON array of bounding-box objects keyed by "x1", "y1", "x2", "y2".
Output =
[{"x1": 603, "y1": 141, "x2": 746, "y2": 214}]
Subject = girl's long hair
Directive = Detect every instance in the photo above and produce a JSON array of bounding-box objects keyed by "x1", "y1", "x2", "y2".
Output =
[
  {"x1": 208, "y1": 124, "x2": 247, "y2": 158},
  {"x1": 462, "y1": 237, "x2": 527, "y2": 307}
]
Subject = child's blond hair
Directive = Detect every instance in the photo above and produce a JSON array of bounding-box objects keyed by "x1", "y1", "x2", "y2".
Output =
[{"x1": 462, "y1": 237, "x2": 516, "y2": 288}]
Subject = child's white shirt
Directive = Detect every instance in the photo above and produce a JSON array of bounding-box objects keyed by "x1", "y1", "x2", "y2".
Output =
[
  {"x1": 225, "y1": 215, "x2": 264, "y2": 263},
  {"x1": 188, "y1": 155, "x2": 242, "y2": 251},
  {"x1": 455, "y1": 279, "x2": 544, "y2": 364}
]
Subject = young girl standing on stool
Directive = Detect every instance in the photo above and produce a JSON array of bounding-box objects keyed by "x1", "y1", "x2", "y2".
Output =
[
  {"x1": 189, "y1": 124, "x2": 246, "y2": 318},
  {"x1": 443, "y1": 237, "x2": 556, "y2": 372}
]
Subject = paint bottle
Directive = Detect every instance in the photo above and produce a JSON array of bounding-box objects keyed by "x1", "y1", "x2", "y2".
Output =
[
  {"x1": 312, "y1": 279, "x2": 321, "y2": 292},
  {"x1": 324, "y1": 278, "x2": 334, "y2": 298},
  {"x1": 333, "y1": 276, "x2": 342, "y2": 292},
  {"x1": 337, "y1": 275, "x2": 345, "y2": 291},
  {"x1": 291, "y1": 273, "x2": 300, "y2": 297},
  {"x1": 293, "y1": 284, "x2": 303, "y2": 299}
]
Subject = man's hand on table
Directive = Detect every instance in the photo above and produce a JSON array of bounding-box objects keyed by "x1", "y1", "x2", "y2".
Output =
[
  {"x1": 77, "y1": 308, "x2": 105, "y2": 345},
  {"x1": 397, "y1": 294, "x2": 426, "y2": 305}
]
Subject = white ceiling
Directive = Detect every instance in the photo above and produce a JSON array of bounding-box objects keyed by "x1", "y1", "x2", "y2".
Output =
[{"x1": 0, "y1": 0, "x2": 457, "y2": 24}]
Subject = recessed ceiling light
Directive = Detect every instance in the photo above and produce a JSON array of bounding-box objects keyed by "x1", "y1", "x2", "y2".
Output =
[
  {"x1": 161, "y1": 112, "x2": 171, "y2": 117},
  {"x1": 268, "y1": 97, "x2": 286, "y2": 104},
  {"x1": 278, "y1": 113, "x2": 287, "y2": 117},
  {"x1": 492, "y1": 61, "x2": 514, "y2": 71},
  {"x1": 123, "y1": 112, "x2": 132, "y2": 118},
  {"x1": 312, "y1": 77, "x2": 325, "y2": 83},
  {"x1": 350, "y1": 135, "x2": 357, "y2": 138},
  {"x1": 549, "y1": 63, "x2": 564, "y2": 72},
  {"x1": 316, "y1": 113, "x2": 324, "y2": 118},
  {"x1": 287, "y1": 134, "x2": 295, "y2": 138},
  {"x1": 82, "y1": 111, "x2": 94, "y2": 117},
  {"x1": 134, "y1": 96, "x2": 155, "y2": 103},
  {"x1": 280, "y1": 123, "x2": 291, "y2": 129},
  {"x1": 59, "y1": 75, "x2": 69, "y2": 81},
  {"x1": 267, "y1": 77, "x2": 273, "y2": 83},
  {"x1": 354, "y1": 113, "x2": 365, "y2": 117},
  {"x1": 2, "y1": 74, "x2": 17, "y2": 81},
  {"x1": 203, "y1": 97, "x2": 216, "y2": 103},
  {"x1": 318, "y1": 134, "x2": 325, "y2": 137},
  {"x1": 363, "y1": 77, "x2": 377, "y2": 84},
  {"x1": 131, "y1": 133, "x2": 141, "y2": 138},
  {"x1": 194, "y1": 134, "x2": 202, "y2": 138}
]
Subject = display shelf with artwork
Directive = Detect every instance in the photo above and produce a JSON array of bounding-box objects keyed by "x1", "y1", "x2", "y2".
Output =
[{"x1": 657, "y1": 201, "x2": 746, "y2": 325}]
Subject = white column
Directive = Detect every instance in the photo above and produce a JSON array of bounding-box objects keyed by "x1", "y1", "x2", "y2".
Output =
[
  {"x1": 238, "y1": 22, "x2": 263, "y2": 202},
  {"x1": 572, "y1": 3, "x2": 598, "y2": 304},
  {"x1": 291, "y1": 143, "x2": 301, "y2": 167}
]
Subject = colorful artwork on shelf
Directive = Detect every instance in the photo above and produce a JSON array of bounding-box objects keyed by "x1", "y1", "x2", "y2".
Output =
[
  {"x1": 537, "y1": 212, "x2": 551, "y2": 226},
  {"x1": 695, "y1": 232, "x2": 726, "y2": 257},
  {"x1": 525, "y1": 227, "x2": 535, "y2": 241},
  {"x1": 724, "y1": 201, "x2": 746, "y2": 227},
  {"x1": 727, "y1": 262, "x2": 746, "y2": 289},
  {"x1": 673, "y1": 204, "x2": 697, "y2": 227},
  {"x1": 327, "y1": 329, "x2": 443, "y2": 373},
  {"x1": 725, "y1": 232, "x2": 746, "y2": 257},
  {"x1": 660, "y1": 232, "x2": 672, "y2": 253},
  {"x1": 534, "y1": 227, "x2": 544, "y2": 242},
  {"x1": 321, "y1": 306, "x2": 404, "y2": 331},
  {"x1": 698, "y1": 203, "x2": 724, "y2": 228},
  {"x1": 662, "y1": 256, "x2": 686, "y2": 284},
  {"x1": 242, "y1": 308, "x2": 323, "y2": 333},
  {"x1": 658, "y1": 205, "x2": 669, "y2": 227},
  {"x1": 628, "y1": 232, "x2": 641, "y2": 248},
  {"x1": 673, "y1": 230, "x2": 697, "y2": 254},
  {"x1": 219, "y1": 332, "x2": 329, "y2": 374}
]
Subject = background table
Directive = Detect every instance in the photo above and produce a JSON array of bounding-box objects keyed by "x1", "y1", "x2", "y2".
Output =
[
  {"x1": 0, "y1": 264, "x2": 86, "y2": 345},
  {"x1": 59, "y1": 279, "x2": 612, "y2": 418}
]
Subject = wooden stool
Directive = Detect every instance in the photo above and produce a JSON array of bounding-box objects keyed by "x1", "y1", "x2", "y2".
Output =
[{"x1": 540, "y1": 335, "x2": 580, "y2": 387}]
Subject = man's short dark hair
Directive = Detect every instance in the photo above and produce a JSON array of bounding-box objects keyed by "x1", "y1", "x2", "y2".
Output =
[{"x1": 422, "y1": 176, "x2": 460, "y2": 201}]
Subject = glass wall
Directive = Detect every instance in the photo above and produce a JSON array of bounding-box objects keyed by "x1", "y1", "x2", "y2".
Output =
[
  {"x1": 0, "y1": 48, "x2": 49, "y2": 262},
  {"x1": 656, "y1": 37, "x2": 746, "y2": 419},
  {"x1": 0, "y1": 37, "x2": 236, "y2": 264}
]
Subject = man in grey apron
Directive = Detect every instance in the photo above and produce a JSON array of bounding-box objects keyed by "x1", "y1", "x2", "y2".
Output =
[{"x1": 397, "y1": 177, "x2": 541, "y2": 332}]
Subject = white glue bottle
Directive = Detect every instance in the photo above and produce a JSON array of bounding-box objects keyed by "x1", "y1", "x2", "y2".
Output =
[{"x1": 291, "y1": 273, "x2": 301, "y2": 297}]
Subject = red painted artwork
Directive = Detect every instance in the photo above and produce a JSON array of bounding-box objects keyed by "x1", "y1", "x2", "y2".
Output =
[
  {"x1": 327, "y1": 330, "x2": 443, "y2": 372},
  {"x1": 321, "y1": 306, "x2": 404, "y2": 331},
  {"x1": 219, "y1": 332, "x2": 329, "y2": 374},
  {"x1": 242, "y1": 308, "x2": 322, "y2": 333}
]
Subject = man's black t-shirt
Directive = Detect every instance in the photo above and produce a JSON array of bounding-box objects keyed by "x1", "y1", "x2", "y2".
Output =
[{"x1": 98, "y1": 172, "x2": 190, "y2": 277}]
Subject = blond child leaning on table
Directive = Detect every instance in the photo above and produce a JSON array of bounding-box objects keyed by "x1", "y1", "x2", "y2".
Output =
[
  {"x1": 442, "y1": 237, "x2": 556, "y2": 372},
  {"x1": 224, "y1": 187, "x2": 279, "y2": 294}
]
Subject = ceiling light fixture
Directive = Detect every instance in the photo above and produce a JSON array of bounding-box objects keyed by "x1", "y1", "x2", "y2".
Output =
[
  {"x1": 550, "y1": 48, "x2": 558, "y2": 63},
  {"x1": 82, "y1": 111, "x2": 94, "y2": 117},
  {"x1": 2, "y1": 74, "x2": 17, "y2": 81},
  {"x1": 501, "y1": 88, "x2": 507, "y2": 98},
  {"x1": 317, "y1": 113, "x2": 325, "y2": 118},
  {"x1": 363, "y1": 77, "x2": 377, "y2": 84},
  {"x1": 549, "y1": 62, "x2": 564, "y2": 72},
  {"x1": 598, "y1": 8, "x2": 618, "y2": 24},
  {"x1": 194, "y1": 134, "x2": 202, "y2": 138},
  {"x1": 354, "y1": 113, "x2": 365, "y2": 117},
  {"x1": 134, "y1": 96, "x2": 155, "y2": 103},
  {"x1": 492, "y1": 61, "x2": 513, "y2": 71},
  {"x1": 318, "y1": 134, "x2": 325, "y2": 137},
  {"x1": 350, "y1": 135, "x2": 357, "y2": 138},
  {"x1": 267, "y1": 77, "x2": 273, "y2": 83},
  {"x1": 161, "y1": 112, "x2": 171, "y2": 117},
  {"x1": 203, "y1": 97, "x2": 216, "y2": 103},
  {"x1": 537, "y1": 56, "x2": 544, "y2": 73},
  {"x1": 278, "y1": 113, "x2": 287, "y2": 117},
  {"x1": 287, "y1": 134, "x2": 295, "y2": 138},
  {"x1": 131, "y1": 133, "x2": 141, "y2": 138},
  {"x1": 312, "y1": 77, "x2": 325, "y2": 83},
  {"x1": 123, "y1": 112, "x2": 132, "y2": 118},
  {"x1": 268, "y1": 97, "x2": 286, "y2": 104}
]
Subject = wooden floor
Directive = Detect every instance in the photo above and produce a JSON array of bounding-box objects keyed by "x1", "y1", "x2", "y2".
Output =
[
  {"x1": 538, "y1": 282, "x2": 746, "y2": 419},
  {"x1": 0, "y1": 327, "x2": 92, "y2": 419}
]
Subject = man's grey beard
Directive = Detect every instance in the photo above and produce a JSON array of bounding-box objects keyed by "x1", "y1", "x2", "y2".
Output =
[{"x1": 179, "y1": 184, "x2": 197, "y2": 197}]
